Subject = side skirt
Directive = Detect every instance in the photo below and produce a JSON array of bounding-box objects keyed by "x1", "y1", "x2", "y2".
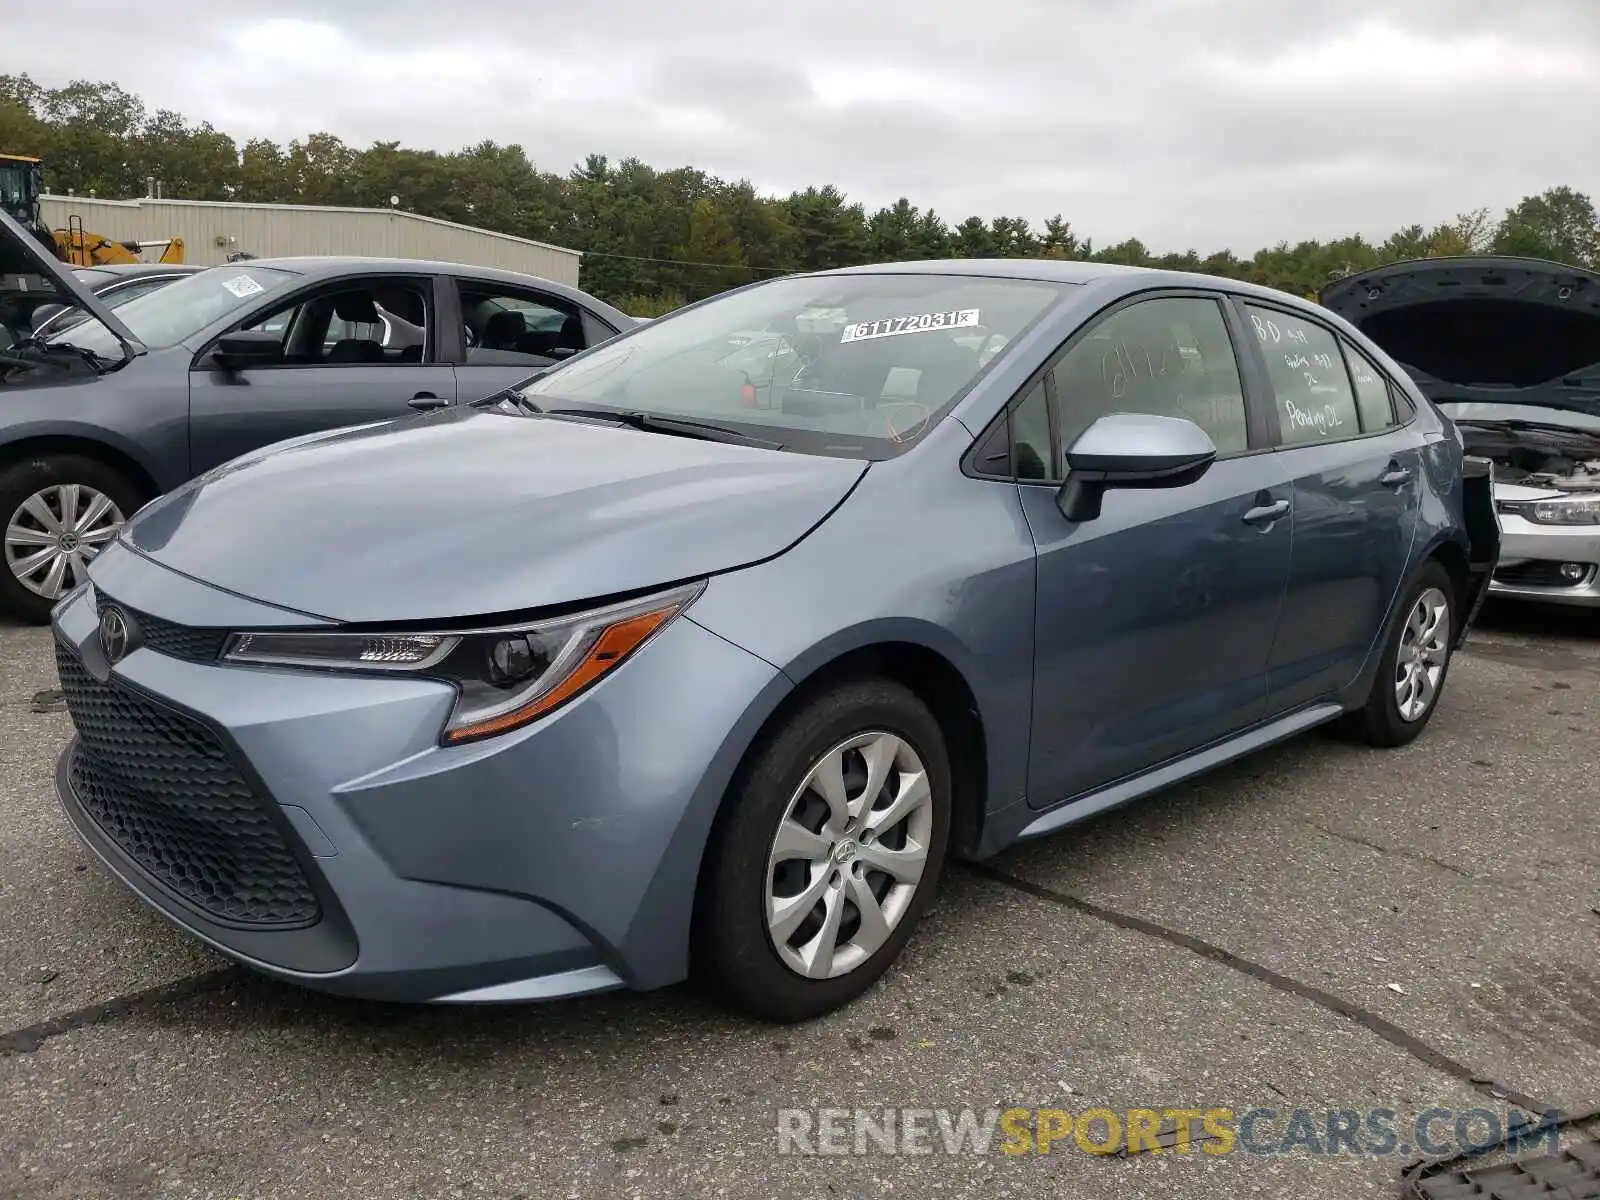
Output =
[{"x1": 1015, "y1": 702, "x2": 1345, "y2": 843}]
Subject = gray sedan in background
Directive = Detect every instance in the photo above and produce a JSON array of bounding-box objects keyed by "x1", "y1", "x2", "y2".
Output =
[
  {"x1": 0, "y1": 210, "x2": 633, "y2": 622},
  {"x1": 30, "y1": 263, "x2": 205, "y2": 339},
  {"x1": 52, "y1": 257, "x2": 1498, "y2": 1022}
]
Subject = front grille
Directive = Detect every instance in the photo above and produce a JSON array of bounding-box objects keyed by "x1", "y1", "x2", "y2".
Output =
[
  {"x1": 56, "y1": 642, "x2": 320, "y2": 927},
  {"x1": 1493, "y1": 560, "x2": 1595, "y2": 588},
  {"x1": 93, "y1": 590, "x2": 229, "y2": 664}
]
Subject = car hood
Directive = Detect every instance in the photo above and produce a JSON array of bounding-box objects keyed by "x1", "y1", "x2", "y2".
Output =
[
  {"x1": 1320, "y1": 256, "x2": 1600, "y2": 418},
  {"x1": 121, "y1": 408, "x2": 868, "y2": 623},
  {"x1": 0, "y1": 208, "x2": 143, "y2": 358}
]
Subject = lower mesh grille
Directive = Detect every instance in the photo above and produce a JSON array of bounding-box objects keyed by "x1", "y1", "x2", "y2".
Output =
[{"x1": 56, "y1": 641, "x2": 320, "y2": 927}]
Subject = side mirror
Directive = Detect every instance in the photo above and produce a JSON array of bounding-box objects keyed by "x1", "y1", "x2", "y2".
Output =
[
  {"x1": 1056, "y1": 413, "x2": 1217, "y2": 522},
  {"x1": 212, "y1": 329, "x2": 282, "y2": 370}
]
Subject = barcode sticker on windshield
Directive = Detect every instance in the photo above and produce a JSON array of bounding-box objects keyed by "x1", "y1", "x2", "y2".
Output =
[
  {"x1": 840, "y1": 309, "x2": 980, "y2": 344},
  {"x1": 220, "y1": 275, "x2": 264, "y2": 299}
]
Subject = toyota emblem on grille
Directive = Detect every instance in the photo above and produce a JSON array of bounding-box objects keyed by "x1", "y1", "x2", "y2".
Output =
[{"x1": 99, "y1": 606, "x2": 130, "y2": 664}]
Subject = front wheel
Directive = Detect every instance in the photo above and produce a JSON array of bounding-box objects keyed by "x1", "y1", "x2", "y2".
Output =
[
  {"x1": 693, "y1": 678, "x2": 951, "y2": 1022},
  {"x1": 0, "y1": 456, "x2": 143, "y2": 624},
  {"x1": 1342, "y1": 561, "x2": 1456, "y2": 747}
]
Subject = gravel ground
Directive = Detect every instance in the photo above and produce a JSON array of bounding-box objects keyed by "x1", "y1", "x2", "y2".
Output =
[{"x1": 1, "y1": 599, "x2": 1596, "y2": 1199}]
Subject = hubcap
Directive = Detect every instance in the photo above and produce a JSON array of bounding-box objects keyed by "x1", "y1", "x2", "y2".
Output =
[
  {"x1": 4, "y1": 484, "x2": 125, "y2": 600},
  {"x1": 1395, "y1": 586, "x2": 1450, "y2": 723},
  {"x1": 765, "y1": 731, "x2": 934, "y2": 980}
]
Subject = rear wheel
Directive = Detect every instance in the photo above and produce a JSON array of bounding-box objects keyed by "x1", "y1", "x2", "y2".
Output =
[
  {"x1": 0, "y1": 456, "x2": 143, "y2": 624},
  {"x1": 694, "y1": 678, "x2": 951, "y2": 1022},
  {"x1": 1342, "y1": 561, "x2": 1456, "y2": 747}
]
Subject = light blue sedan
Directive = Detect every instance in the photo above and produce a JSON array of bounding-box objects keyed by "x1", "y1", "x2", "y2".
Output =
[{"x1": 50, "y1": 259, "x2": 1499, "y2": 1021}]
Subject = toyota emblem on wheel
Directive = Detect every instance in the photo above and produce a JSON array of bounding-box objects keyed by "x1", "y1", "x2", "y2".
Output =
[{"x1": 99, "y1": 606, "x2": 129, "y2": 664}]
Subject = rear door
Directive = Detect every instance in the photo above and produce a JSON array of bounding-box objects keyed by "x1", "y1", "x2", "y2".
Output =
[
  {"x1": 187, "y1": 274, "x2": 457, "y2": 473},
  {"x1": 1233, "y1": 299, "x2": 1425, "y2": 713},
  {"x1": 445, "y1": 277, "x2": 621, "y2": 403}
]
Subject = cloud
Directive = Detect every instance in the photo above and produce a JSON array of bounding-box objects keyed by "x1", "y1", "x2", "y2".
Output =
[{"x1": 4, "y1": 0, "x2": 1598, "y2": 253}]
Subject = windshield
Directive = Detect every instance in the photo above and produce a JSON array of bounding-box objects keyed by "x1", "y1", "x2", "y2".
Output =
[
  {"x1": 519, "y1": 273, "x2": 1070, "y2": 456},
  {"x1": 45, "y1": 265, "x2": 298, "y2": 354}
]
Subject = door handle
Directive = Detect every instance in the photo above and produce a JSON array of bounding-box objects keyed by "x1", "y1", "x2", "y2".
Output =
[
  {"x1": 408, "y1": 392, "x2": 450, "y2": 411},
  {"x1": 1379, "y1": 465, "x2": 1413, "y2": 488},
  {"x1": 1242, "y1": 498, "x2": 1291, "y2": 526}
]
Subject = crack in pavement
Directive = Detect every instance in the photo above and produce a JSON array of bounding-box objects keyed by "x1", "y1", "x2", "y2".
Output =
[
  {"x1": 965, "y1": 861, "x2": 1558, "y2": 1117},
  {"x1": 1300, "y1": 819, "x2": 1478, "y2": 880},
  {"x1": 0, "y1": 864, "x2": 1573, "y2": 1126},
  {"x1": 0, "y1": 967, "x2": 244, "y2": 1056}
]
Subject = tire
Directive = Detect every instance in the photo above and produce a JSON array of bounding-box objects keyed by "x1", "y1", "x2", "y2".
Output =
[
  {"x1": 693, "y1": 677, "x2": 952, "y2": 1023},
  {"x1": 1341, "y1": 561, "x2": 1457, "y2": 748},
  {"x1": 0, "y1": 455, "x2": 145, "y2": 625}
]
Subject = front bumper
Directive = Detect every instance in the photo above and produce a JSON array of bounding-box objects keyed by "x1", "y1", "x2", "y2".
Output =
[
  {"x1": 1488, "y1": 511, "x2": 1600, "y2": 607},
  {"x1": 50, "y1": 563, "x2": 785, "y2": 1003}
]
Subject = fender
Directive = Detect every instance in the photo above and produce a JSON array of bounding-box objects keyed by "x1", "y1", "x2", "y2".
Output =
[{"x1": 0, "y1": 419, "x2": 169, "y2": 493}]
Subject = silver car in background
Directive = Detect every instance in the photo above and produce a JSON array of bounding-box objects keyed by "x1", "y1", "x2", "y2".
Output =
[{"x1": 1322, "y1": 255, "x2": 1600, "y2": 607}]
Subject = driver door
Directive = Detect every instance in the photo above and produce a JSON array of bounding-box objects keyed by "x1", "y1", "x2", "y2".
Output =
[
  {"x1": 1015, "y1": 293, "x2": 1294, "y2": 805},
  {"x1": 188, "y1": 275, "x2": 457, "y2": 474}
]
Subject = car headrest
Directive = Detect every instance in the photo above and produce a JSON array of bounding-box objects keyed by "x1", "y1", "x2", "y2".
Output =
[
  {"x1": 333, "y1": 291, "x2": 381, "y2": 324},
  {"x1": 484, "y1": 310, "x2": 527, "y2": 345}
]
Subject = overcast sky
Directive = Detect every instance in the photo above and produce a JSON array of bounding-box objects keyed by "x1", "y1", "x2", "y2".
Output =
[{"x1": 5, "y1": 0, "x2": 1599, "y2": 253}]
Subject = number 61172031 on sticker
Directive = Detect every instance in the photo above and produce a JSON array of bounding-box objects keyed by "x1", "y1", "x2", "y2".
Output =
[{"x1": 840, "y1": 309, "x2": 980, "y2": 344}]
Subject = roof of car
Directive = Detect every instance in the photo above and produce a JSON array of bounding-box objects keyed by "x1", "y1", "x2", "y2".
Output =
[
  {"x1": 808, "y1": 257, "x2": 1322, "y2": 306},
  {"x1": 233, "y1": 256, "x2": 630, "y2": 322},
  {"x1": 244, "y1": 255, "x2": 575, "y2": 287},
  {"x1": 84, "y1": 263, "x2": 206, "y2": 279}
]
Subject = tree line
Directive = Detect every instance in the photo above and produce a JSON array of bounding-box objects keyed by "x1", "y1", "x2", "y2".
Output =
[{"x1": 5, "y1": 74, "x2": 1599, "y2": 315}]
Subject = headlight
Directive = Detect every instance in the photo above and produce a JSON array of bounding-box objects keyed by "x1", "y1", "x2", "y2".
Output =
[
  {"x1": 222, "y1": 581, "x2": 705, "y2": 744},
  {"x1": 1524, "y1": 494, "x2": 1600, "y2": 525}
]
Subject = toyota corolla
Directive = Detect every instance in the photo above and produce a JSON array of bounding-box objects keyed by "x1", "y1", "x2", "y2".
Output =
[{"x1": 50, "y1": 261, "x2": 1499, "y2": 1021}]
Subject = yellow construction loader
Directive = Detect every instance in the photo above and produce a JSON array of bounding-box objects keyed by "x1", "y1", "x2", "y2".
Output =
[{"x1": 0, "y1": 153, "x2": 185, "y2": 266}]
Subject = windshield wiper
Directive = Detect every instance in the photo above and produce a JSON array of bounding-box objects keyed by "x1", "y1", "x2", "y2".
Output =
[
  {"x1": 541, "y1": 407, "x2": 783, "y2": 450},
  {"x1": 5, "y1": 335, "x2": 117, "y2": 373}
]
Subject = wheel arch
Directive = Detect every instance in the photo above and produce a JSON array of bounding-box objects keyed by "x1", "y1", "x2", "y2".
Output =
[
  {"x1": 1343, "y1": 531, "x2": 1472, "y2": 710},
  {"x1": 719, "y1": 624, "x2": 994, "y2": 862},
  {"x1": 0, "y1": 430, "x2": 164, "y2": 504}
]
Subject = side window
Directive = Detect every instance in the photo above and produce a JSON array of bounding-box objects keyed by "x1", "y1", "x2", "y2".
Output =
[
  {"x1": 1049, "y1": 296, "x2": 1249, "y2": 460},
  {"x1": 233, "y1": 279, "x2": 431, "y2": 366},
  {"x1": 1244, "y1": 304, "x2": 1360, "y2": 445},
  {"x1": 1342, "y1": 340, "x2": 1398, "y2": 431},
  {"x1": 236, "y1": 302, "x2": 299, "y2": 354},
  {"x1": 461, "y1": 286, "x2": 588, "y2": 366},
  {"x1": 1011, "y1": 379, "x2": 1052, "y2": 481},
  {"x1": 102, "y1": 277, "x2": 176, "y2": 311},
  {"x1": 319, "y1": 281, "x2": 431, "y2": 364}
]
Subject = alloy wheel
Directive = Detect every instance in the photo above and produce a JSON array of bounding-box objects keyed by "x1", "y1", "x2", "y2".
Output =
[
  {"x1": 1395, "y1": 586, "x2": 1451, "y2": 723},
  {"x1": 765, "y1": 731, "x2": 935, "y2": 980},
  {"x1": 4, "y1": 484, "x2": 125, "y2": 600}
]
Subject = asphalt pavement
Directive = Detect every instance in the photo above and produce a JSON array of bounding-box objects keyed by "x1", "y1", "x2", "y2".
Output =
[{"x1": 1, "y1": 600, "x2": 1597, "y2": 1199}]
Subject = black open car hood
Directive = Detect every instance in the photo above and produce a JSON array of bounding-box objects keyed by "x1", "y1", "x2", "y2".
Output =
[
  {"x1": 1320, "y1": 256, "x2": 1600, "y2": 419},
  {"x1": 0, "y1": 208, "x2": 143, "y2": 358}
]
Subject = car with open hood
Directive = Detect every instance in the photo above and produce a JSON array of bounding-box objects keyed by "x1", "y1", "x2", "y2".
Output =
[
  {"x1": 0, "y1": 208, "x2": 633, "y2": 624},
  {"x1": 1322, "y1": 256, "x2": 1600, "y2": 607},
  {"x1": 51, "y1": 258, "x2": 1498, "y2": 1021}
]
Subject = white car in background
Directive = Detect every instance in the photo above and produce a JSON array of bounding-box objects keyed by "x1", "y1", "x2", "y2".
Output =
[{"x1": 1321, "y1": 256, "x2": 1600, "y2": 608}]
